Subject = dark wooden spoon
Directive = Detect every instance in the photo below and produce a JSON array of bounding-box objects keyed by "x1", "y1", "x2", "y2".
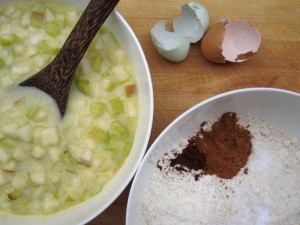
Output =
[{"x1": 19, "y1": 0, "x2": 120, "y2": 117}]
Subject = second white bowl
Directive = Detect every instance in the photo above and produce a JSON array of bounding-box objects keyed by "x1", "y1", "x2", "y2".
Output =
[{"x1": 126, "y1": 88, "x2": 300, "y2": 225}]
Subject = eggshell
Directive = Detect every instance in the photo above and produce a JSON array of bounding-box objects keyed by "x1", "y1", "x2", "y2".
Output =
[
  {"x1": 222, "y1": 20, "x2": 261, "y2": 62},
  {"x1": 200, "y1": 19, "x2": 261, "y2": 63},
  {"x1": 173, "y1": 2, "x2": 209, "y2": 43},
  {"x1": 151, "y1": 2, "x2": 210, "y2": 62},
  {"x1": 200, "y1": 19, "x2": 229, "y2": 63},
  {"x1": 151, "y1": 20, "x2": 190, "y2": 62}
]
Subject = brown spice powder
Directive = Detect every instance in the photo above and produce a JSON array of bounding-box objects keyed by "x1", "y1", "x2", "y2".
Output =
[
  {"x1": 169, "y1": 137, "x2": 206, "y2": 180},
  {"x1": 167, "y1": 112, "x2": 252, "y2": 180}
]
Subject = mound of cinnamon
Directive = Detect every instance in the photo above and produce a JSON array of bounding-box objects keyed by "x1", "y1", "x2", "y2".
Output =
[{"x1": 167, "y1": 112, "x2": 252, "y2": 180}]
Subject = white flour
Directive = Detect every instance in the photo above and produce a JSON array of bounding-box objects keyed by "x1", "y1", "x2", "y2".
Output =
[{"x1": 141, "y1": 114, "x2": 300, "y2": 225}]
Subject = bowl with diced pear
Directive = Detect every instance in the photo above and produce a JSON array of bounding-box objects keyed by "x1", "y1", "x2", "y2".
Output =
[{"x1": 0, "y1": 0, "x2": 153, "y2": 224}]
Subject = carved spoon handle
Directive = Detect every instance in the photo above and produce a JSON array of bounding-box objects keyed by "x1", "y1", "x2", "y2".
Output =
[{"x1": 20, "y1": 0, "x2": 120, "y2": 116}]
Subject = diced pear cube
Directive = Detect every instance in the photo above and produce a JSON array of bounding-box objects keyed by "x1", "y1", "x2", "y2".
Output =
[
  {"x1": 69, "y1": 145, "x2": 83, "y2": 162},
  {"x1": 90, "y1": 102, "x2": 105, "y2": 117},
  {"x1": 106, "y1": 80, "x2": 116, "y2": 92},
  {"x1": 12, "y1": 175, "x2": 27, "y2": 189},
  {"x1": 79, "y1": 58, "x2": 91, "y2": 74},
  {"x1": 123, "y1": 142, "x2": 132, "y2": 157},
  {"x1": 111, "y1": 120, "x2": 129, "y2": 140},
  {"x1": 8, "y1": 190, "x2": 22, "y2": 200},
  {"x1": 85, "y1": 138, "x2": 97, "y2": 149},
  {"x1": 3, "y1": 5, "x2": 15, "y2": 17},
  {"x1": 16, "y1": 124, "x2": 33, "y2": 142},
  {"x1": 12, "y1": 147, "x2": 27, "y2": 162},
  {"x1": 105, "y1": 135, "x2": 118, "y2": 151},
  {"x1": 2, "y1": 160, "x2": 17, "y2": 173},
  {"x1": 41, "y1": 126, "x2": 59, "y2": 146},
  {"x1": 82, "y1": 150, "x2": 92, "y2": 162},
  {"x1": 2, "y1": 122, "x2": 19, "y2": 139},
  {"x1": 31, "y1": 54, "x2": 46, "y2": 67},
  {"x1": 67, "y1": 185, "x2": 84, "y2": 201},
  {"x1": 64, "y1": 11, "x2": 78, "y2": 25},
  {"x1": 0, "y1": 73, "x2": 14, "y2": 87},
  {"x1": 43, "y1": 193, "x2": 59, "y2": 213},
  {"x1": 46, "y1": 21, "x2": 61, "y2": 37},
  {"x1": 39, "y1": 38, "x2": 56, "y2": 50},
  {"x1": 29, "y1": 169, "x2": 46, "y2": 185},
  {"x1": 89, "y1": 126, "x2": 109, "y2": 143},
  {"x1": 31, "y1": 11, "x2": 44, "y2": 28},
  {"x1": 21, "y1": 11, "x2": 31, "y2": 26},
  {"x1": 76, "y1": 79, "x2": 91, "y2": 96},
  {"x1": 32, "y1": 145, "x2": 46, "y2": 159},
  {"x1": 91, "y1": 54, "x2": 101, "y2": 72},
  {"x1": 13, "y1": 45, "x2": 25, "y2": 56},
  {"x1": 113, "y1": 49, "x2": 125, "y2": 62},
  {"x1": 49, "y1": 162, "x2": 62, "y2": 184},
  {"x1": 112, "y1": 65, "x2": 129, "y2": 82},
  {"x1": 48, "y1": 147, "x2": 60, "y2": 162},
  {"x1": 127, "y1": 100, "x2": 138, "y2": 117},
  {"x1": 12, "y1": 63, "x2": 30, "y2": 77},
  {"x1": 34, "y1": 109, "x2": 48, "y2": 121},
  {"x1": 0, "y1": 148, "x2": 10, "y2": 163},
  {"x1": 33, "y1": 126, "x2": 43, "y2": 142},
  {"x1": 0, "y1": 34, "x2": 14, "y2": 46},
  {"x1": 109, "y1": 97, "x2": 124, "y2": 115},
  {"x1": 26, "y1": 105, "x2": 40, "y2": 119},
  {"x1": 125, "y1": 84, "x2": 137, "y2": 97},
  {"x1": 49, "y1": 173, "x2": 60, "y2": 184},
  {"x1": 44, "y1": 8, "x2": 55, "y2": 22},
  {"x1": 79, "y1": 159, "x2": 91, "y2": 168}
]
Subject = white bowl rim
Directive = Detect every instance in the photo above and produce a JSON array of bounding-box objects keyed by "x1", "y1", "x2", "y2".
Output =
[{"x1": 126, "y1": 87, "x2": 300, "y2": 223}]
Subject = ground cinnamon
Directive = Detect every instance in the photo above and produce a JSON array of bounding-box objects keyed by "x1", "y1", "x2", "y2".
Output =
[{"x1": 167, "y1": 112, "x2": 252, "y2": 180}]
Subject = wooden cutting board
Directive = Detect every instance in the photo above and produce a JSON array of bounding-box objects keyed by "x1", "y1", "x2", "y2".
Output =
[{"x1": 88, "y1": 0, "x2": 300, "y2": 224}]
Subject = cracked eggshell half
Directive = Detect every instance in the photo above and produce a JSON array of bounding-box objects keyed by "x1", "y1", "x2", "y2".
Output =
[
  {"x1": 201, "y1": 19, "x2": 261, "y2": 63},
  {"x1": 173, "y1": 2, "x2": 209, "y2": 43},
  {"x1": 151, "y1": 2, "x2": 209, "y2": 62},
  {"x1": 151, "y1": 20, "x2": 190, "y2": 62}
]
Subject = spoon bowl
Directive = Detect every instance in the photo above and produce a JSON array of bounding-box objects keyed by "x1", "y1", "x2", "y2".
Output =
[{"x1": 20, "y1": 0, "x2": 120, "y2": 116}]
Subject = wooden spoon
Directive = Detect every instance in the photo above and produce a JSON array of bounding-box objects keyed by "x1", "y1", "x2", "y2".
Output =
[{"x1": 19, "y1": 0, "x2": 120, "y2": 116}]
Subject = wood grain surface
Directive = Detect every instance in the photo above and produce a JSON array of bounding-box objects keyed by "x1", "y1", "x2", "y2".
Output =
[{"x1": 88, "y1": 0, "x2": 300, "y2": 224}]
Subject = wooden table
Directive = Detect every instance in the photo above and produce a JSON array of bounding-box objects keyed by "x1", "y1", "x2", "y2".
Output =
[{"x1": 88, "y1": 0, "x2": 300, "y2": 224}]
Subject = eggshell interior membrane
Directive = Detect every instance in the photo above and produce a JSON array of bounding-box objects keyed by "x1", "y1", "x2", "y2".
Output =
[
  {"x1": 200, "y1": 19, "x2": 229, "y2": 63},
  {"x1": 222, "y1": 20, "x2": 261, "y2": 62},
  {"x1": 190, "y1": 2, "x2": 209, "y2": 31},
  {"x1": 173, "y1": 2, "x2": 209, "y2": 43},
  {"x1": 151, "y1": 20, "x2": 190, "y2": 62}
]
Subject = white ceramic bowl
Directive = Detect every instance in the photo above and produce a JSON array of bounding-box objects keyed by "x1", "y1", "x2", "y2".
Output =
[
  {"x1": 126, "y1": 88, "x2": 300, "y2": 225},
  {"x1": 0, "y1": 1, "x2": 153, "y2": 224}
]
